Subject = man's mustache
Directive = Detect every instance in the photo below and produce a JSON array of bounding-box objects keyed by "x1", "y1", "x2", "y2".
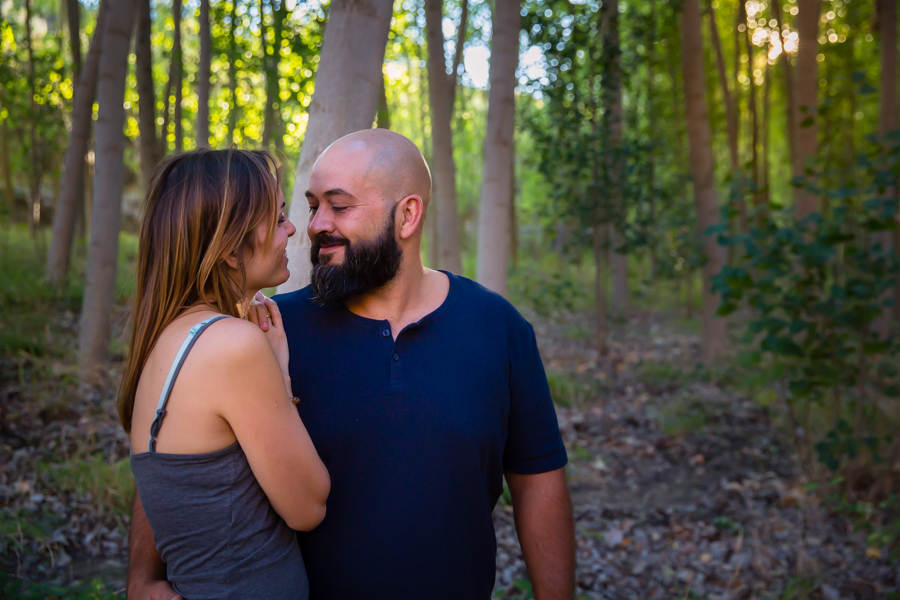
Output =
[{"x1": 313, "y1": 234, "x2": 350, "y2": 248}]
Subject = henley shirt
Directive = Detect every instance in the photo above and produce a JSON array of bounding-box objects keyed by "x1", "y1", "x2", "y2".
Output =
[{"x1": 274, "y1": 271, "x2": 568, "y2": 600}]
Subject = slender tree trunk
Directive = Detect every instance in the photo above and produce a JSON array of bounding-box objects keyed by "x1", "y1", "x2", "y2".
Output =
[
  {"x1": 197, "y1": 0, "x2": 211, "y2": 148},
  {"x1": 136, "y1": 0, "x2": 159, "y2": 190},
  {"x1": 66, "y1": 0, "x2": 82, "y2": 83},
  {"x1": 681, "y1": 0, "x2": 727, "y2": 364},
  {"x1": 24, "y1": 0, "x2": 40, "y2": 235},
  {"x1": 172, "y1": 0, "x2": 183, "y2": 152},
  {"x1": 426, "y1": 0, "x2": 465, "y2": 275},
  {"x1": 770, "y1": 0, "x2": 797, "y2": 174},
  {"x1": 706, "y1": 0, "x2": 738, "y2": 169},
  {"x1": 878, "y1": 0, "x2": 897, "y2": 331},
  {"x1": 604, "y1": 0, "x2": 628, "y2": 311},
  {"x1": 376, "y1": 74, "x2": 391, "y2": 129},
  {"x1": 476, "y1": 0, "x2": 520, "y2": 294},
  {"x1": 762, "y1": 57, "x2": 772, "y2": 213},
  {"x1": 261, "y1": 0, "x2": 275, "y2": 148},
  {"x1": 78, "y1": 0, "x2": 138, "y2": 378},
  {"x1": 793, "y1": 0, "x2": 820, "y2": 219},
  {"x1": 594, "y1": 218, "x2": 609, "y2": 356},
  {"x1": 227, "y1": 0, "x2": 239, "y2": 145},
  {"x1": 744, "y1": 23, "x2": 758, "y2": 228},
  {"x1": 1, "y1": 111, "x2": 12, "y2": 217},
  {"x1": 279, "y1": 0, "x2": 393, "y2": 292},
  {"x1": 47, "y1": 0, "x2": 109, "y2": 284}
]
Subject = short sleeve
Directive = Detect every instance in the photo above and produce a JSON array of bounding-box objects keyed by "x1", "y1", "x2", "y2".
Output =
[{"x1": 503, "y1": 320, "x2": 568, "y2": 475}]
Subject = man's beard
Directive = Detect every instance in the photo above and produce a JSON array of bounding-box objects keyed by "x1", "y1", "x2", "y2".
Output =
[{"x1": 309, "y1": 205, "x2": 402, "y2": 306}]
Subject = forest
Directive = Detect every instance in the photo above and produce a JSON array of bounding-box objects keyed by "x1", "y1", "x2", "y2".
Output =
[{"x1": 0, "y1": 0, "x2": 899, "y2": 597}]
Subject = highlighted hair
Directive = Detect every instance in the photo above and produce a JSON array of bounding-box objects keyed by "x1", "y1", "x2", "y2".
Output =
[{"x1": 118, "y1": 149, "x2": 281, "y2": 432}]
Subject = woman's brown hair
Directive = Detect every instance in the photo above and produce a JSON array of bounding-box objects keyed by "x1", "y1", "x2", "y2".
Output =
[{"x1": 118, "y1": 148, "x2": 281, "y2": 433}]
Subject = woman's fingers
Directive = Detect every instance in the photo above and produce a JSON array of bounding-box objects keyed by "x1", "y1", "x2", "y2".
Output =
[
  {"x1": 249, "y1": 292, "x2": 269, "y2": 331},
  {"x1": 264, "y1": 297, "x2": 283, "y2": 331}
]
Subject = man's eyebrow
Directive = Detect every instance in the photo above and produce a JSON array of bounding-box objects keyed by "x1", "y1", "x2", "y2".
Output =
[{"x1": 323, "y1": 188, "x2": 355, "y2": 199}]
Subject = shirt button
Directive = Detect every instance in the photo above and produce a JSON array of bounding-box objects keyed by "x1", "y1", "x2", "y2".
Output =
[
  {"x1": 392, "y1": 353, "x2": 399, "y2": 361},
  {"x1": 382, "y1": 329, "x2": 390, "y2": 337}
]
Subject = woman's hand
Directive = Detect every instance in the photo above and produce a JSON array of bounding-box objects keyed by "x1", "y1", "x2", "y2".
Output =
[{"x1": 247, "y1": 292, "x2": 290, "y2": 388}]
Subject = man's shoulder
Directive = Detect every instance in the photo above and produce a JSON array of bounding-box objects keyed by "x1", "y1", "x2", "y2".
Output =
[
  {"x1": 272, "y1": 285, "x2": 315, "y2": 310},
  {"x1": 448, "y1": 273, "x2": 533, "y2": 333}
]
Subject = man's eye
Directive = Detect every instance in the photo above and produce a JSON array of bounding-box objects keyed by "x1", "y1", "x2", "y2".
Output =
[{"x1": 333, "y1": 207, "x2": 347, "y2": 212}]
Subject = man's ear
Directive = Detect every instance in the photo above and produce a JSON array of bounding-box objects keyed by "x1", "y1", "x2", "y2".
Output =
[{"x1": 397, "y1": 194, "x2": 424, "y2": 240}]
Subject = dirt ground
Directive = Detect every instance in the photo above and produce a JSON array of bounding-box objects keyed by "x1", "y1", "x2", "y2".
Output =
[{"x1": 1, "y1": 307, "x2": 897, "y2": 599}]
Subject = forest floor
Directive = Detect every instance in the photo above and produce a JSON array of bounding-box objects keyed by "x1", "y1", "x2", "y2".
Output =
[{"x1": 0, "y1": 302, "x2": 898, "y2": 599}]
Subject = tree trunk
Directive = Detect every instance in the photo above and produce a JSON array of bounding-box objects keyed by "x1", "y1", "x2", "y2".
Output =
[
  {"x1": 227, "y1": 0, "x2": 239, "y2": 145},
  {"x1": 793, "y1": 0, "x2": 820, "y2": 219},
  {"x1": 66, "y1": 0, "x2": 82, "y2": 83},
  {"x1": 261, "y1": 0, "x2": 275, "y2": 147},
  {"x1": 604, "y1": 0, "x2": 628, "y2": 312},
  {"x1": 744, "y1": 21, "x2": 757, "y2": 227},
  {"x1": 878, "y1": 0, "x2": 898, "y2": 331},
  {"x1": 376, "y1": 74, "x2": 391, "y2": 129},
  {"x1": 770, "y1": 0, "x2": 797, "y2": 175},
  {"x1": 681, "y1": 0, "x2": 727, "y2": 364},
  {"x1": 279, "y1": 0, "x2": 393, "y2": 293},
  {"x1": 475, "y1": 0, "x2": 520, "y2": 294},
  {"x1": 197, "y1": 0, "x2": 211, "y2": 148},
  {"x1": 705, "y1": 0, "x2": 738, "y2": 169},
  {"x1": 1, "y1": 111, "x2": 13, "y2": 217},
  {"x1": 594, "y1": 219, "x2": 609, "y2": 356},
  {"x1": 78, "y1": 0, "x2": 138, "y2": 379},
  {"x1": 24, "y1": 0, "x2": 41, "y2": 236},
  {"x1": 172, "y1": 0, "x2": 183, "y2": 153},
  {"x1": 136, "y1": 0, "x2": 159, "y2": 190},
  {"x1": 426, "y1": 0, "x2": 465, "y2": 275},
  {"x1": 47, "y1": 0, "x2": 109, "y2": 284}
]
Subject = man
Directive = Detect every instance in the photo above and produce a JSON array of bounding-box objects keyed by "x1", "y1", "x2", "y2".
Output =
[{"x1": 127, "y1": 130, "x2": 574, "y2": 600}]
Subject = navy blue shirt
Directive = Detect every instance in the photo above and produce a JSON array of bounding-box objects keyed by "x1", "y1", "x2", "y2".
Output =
[{"x1": 274, "y1": 272, "x2": 567, "y2": 600}]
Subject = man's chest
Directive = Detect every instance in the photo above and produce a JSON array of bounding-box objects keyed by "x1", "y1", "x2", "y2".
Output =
[{"x1": 289, "y1": 329, "x2": 511, "y2": 460}]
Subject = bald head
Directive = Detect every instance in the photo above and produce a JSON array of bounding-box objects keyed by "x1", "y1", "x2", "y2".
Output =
[{"x1": 315, "y1": 129, "x2": 432, "y2": 210}]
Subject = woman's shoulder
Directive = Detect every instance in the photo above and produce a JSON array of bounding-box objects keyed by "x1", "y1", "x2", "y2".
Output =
[{"x1": 192, "y1": 316, "x2": 273, "y2": 363}]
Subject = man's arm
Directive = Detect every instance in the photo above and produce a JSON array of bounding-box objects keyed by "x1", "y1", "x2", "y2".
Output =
[
  {"x1": 126, "y1": 490, "x2": 183, "y2": 600},
  {"x1": 506, "y1": 468, "x2": 575, "y2": 600}
]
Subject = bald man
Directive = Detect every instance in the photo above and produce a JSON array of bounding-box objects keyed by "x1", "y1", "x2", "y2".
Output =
[{"x1": 126, "y1": 130, "x2": 575, "y2": 600}]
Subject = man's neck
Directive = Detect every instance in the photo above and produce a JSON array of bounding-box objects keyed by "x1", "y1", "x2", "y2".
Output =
[{"x1": 344, "y1": 256, "x2": 449, "y2": 334}]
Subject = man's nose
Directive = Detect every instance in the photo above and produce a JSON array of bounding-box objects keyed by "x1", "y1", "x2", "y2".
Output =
[{"x1": 308, "y1": 206, "x2": 334, "y2": 238}]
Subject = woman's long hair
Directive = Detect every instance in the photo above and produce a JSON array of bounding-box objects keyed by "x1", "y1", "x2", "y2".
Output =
[{"x1": 118, "y1": 149, "x2": 281, "y2": 433}]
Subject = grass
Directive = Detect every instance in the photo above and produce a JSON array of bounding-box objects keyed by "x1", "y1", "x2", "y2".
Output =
[
  {"x1": 0, "y1": 572, "x2": 123, "y2": 600},
  {"x1": 0, "y1": 224, "x2": 138, "y2": 359},
  {"x1": 547, "y1": 370, "x2": 593, "y2": 408},
  {"x1": 39, "y1": 456, "x2": 135, "y2": 521},
  {"x1": 649, "y1": 394, "x2": 715, "y2": 437}
]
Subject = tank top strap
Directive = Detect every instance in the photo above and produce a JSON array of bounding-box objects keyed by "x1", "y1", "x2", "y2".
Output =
[{"x1": 147, "y1": 315, "x2": 229, "y2": 452}]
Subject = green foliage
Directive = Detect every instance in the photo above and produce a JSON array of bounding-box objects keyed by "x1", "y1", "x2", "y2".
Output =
[
  {"x1": 40, "y1": 455, "x2": 135, "y2": 520},
  {"x1": 0, "y1": 573, "x2": 123, "y2": 600},
  {"x1": 508, "y1": 262, "x2": 589, "y2": 316},
  {"x1": 712, "y1": 137, "x2": 900, "y2": 474},
  {"x1": 546, "y1": 370, "x2": 592, "y2": 408}
]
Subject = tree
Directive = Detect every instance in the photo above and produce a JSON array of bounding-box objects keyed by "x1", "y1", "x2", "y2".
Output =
[
  {"x1": 705, "y1": 0, "x2": 738, "y2": 171},
  {"x1": 197, "y1": 0, "x2": 211, "y2": 148},
  {"x1": 605, "y1": 0, "x2": 628, "y2": 311},
  {"x1": 793, "y1": 0, "x2": 820, "y2": 219},
  {"x1": 24, "y1": 0, "x2": 40, "y2": 236},
  {"x1": 66, "y1": 0, "x2": 82, "y2": 83},
  {"x1": 227, "y1": 0, "x2": 239, "y2": 145},
  {"x1": 425, "y1": 0, "x2": 467, "y2": 275},
  {"x1": 681, "y1": 0, "x2": 727, "y2": 363},
  {"x1": 279, "y1": 0, "x2": 393, "y2": 293},
  {"x1": 476, "y1": 0, "x2": 519, "y2": 295},
  {"x1": 136, "y1": 0, "x2": 160, "y2": 189},
  {"x1": 78, "y1": 0, "x2": 138, "y2": 378},
  {"x1": 876, "y1": 0, "x2": 898, "y2": 332},
  {"x1": 262, "y1": 0, "x2": 288, "y2": 150},
  {"x1": 172, "y1": 0, "x2": 184, "y2": 152},
  {"x1": 46, "y1": 0, "x2": 110, "y2": 285}
]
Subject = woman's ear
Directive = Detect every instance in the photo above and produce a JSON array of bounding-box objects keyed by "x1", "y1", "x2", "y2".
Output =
[{"x1": 224, "y1": 250, "x2": 240, "y2": 270}]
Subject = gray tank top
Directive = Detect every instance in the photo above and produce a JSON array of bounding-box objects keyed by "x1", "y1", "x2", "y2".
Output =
[{"x1": 130, "y1": 316, "x2": 308, "y2": 600}]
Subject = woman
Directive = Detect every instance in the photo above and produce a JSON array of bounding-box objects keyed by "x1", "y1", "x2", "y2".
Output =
[{"x1": 119, "y1": 149, "x2": 330, "y2": 599}]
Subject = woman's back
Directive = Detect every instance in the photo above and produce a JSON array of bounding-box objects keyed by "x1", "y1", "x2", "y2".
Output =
[{"x1": 129, "y1": 316, "x2": 308, "y2": 600}]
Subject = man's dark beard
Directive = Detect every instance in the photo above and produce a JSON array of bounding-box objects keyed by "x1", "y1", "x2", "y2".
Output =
[{"x1": 309, "y1": 205, "x2": 402, "y2": 305}]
